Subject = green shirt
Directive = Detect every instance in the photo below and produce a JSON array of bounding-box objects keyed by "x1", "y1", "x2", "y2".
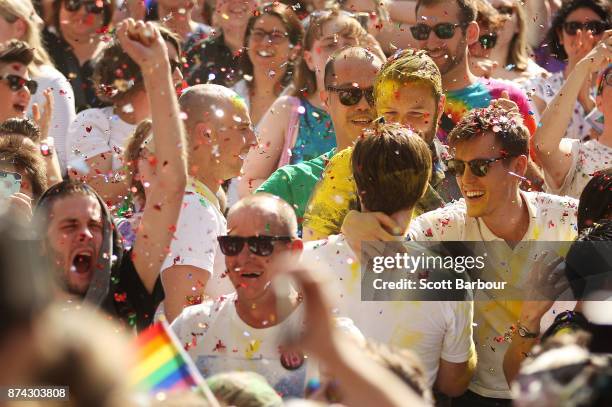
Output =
[{"x1": 256, "y1": 149, "x2": 336, "y2": 223}]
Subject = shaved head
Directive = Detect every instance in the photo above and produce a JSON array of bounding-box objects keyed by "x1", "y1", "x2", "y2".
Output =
[
  {"x1": 178, "y1": 84, "x2": 248, "y2": 134},
  {"x1": 228, "y1": 194, "x2": 298, "y2": 238}
]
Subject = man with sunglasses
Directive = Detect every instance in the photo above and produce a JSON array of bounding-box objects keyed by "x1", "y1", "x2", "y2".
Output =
[
  {"x1": 171, "y1": 193, "x2": 363, "y2": 399},
  {"x1": 0, "y1": 40, "x2": 38, "y2": 123},
  {"x1": 255, "y1": 46, "x2": 383, "y2": 228},
  {"x1": 535, "y1": 32, "x2": 612, "y2": 199},
  {"x1": 412, "y1": 0, "x2": 536, "y2": 143},
  {"x1": 341, "y1": 102, "x2": 579, "y2": 405}
]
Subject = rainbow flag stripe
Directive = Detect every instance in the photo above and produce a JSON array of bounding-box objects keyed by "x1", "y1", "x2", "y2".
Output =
[{"x1": 130, "y1": 322, "x2": 201, "y2": 393}]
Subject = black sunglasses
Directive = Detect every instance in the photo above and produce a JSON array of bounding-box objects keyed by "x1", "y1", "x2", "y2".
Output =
[
  {"x1": 64, "y1": 0, "x2": 105, "y2": 14},
  {"x1": 0, "y1": 75, "x2": 38, "y2": 94},
  {"x1": 447, "y1": 156, "x2": 515, "y2": 177},
  {"x1": 563, "y1": 21, "x2": 608, "y2": 36},
  {"x1": 478, "y1": 32, "x2": 498, "y2": 49},
  {"x1": 410, "y1": 22, "x2": 466, "y2": 40},
  {"x1": 217, "y1": 235, "x2": 293, "y2": 257},
  {"x1": 326, "y1": 86, "x2": 374, "y2": 107}
]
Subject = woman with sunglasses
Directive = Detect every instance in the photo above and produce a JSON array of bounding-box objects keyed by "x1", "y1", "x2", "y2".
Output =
[
  {"x1": 66, "y1": 26, "x2": 183, "y2": 207},
  {"x1": 0, "y1": 0, "x2": 76, "y2": 173},
  {"x1": 42, "y1": 0, "x2": 114, "y2": 112},
  {"x1": 530, "y1": 0, "x2": 610, "y2": 141},
  {"x1": 471, "y1": 0, "x2": 549, "y2": 85},
  {"x1": 239, "y1": 9, "x2": 373, "y2": 196}
]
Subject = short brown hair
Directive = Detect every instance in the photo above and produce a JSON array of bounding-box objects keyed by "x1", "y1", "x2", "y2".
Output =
[
  {"x1": 93, "y1": 25, "x2": 181, "y2": 103},
  {"x1": 0, "y1": 39, "x2": 34, "y2": 66},
  {"x1": 0, "y1": 117, "x2": 42, "y2": 143},
  {"x1": 448, "y1": 105, "x2": 529, "y2": 157},
  {"x1": 0, "y1": 134, "x2": 46, "y2": 199},
  {"x1": 416, "y1": 0, "x2": 477, "y2": 25},
  {"x1": 352, "y1": 122, "x2": 432, "y2": 214},
  {"x1": 123, "y1": 119, "x2": 153, "y2": 204}
]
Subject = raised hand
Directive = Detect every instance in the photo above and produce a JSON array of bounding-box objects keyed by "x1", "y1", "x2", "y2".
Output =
[
  {"x1": 580, "y1": 30, "x2": 612, "y2": 73},
  {"x1": 32, "y1": 88, "x2": 53, "y2": 140},
  {"x1": 116, "y1": 19, "x2": 169, "y2": 73}
]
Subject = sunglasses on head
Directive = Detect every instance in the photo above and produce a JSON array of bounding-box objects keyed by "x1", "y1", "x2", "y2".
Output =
[
  {"x1": 563, "y1": 21, "x2": 608, "y2": 36},
  {"x1": 447, "y1": 156, "x2": 514, "y2": 177},
  {"x1": 64, "y1": 0, "x2": 105, "y2": 14},
  {"x1": 326, "y1": 86, "x2": 374, "y2": 107},
  {"x1": 410, "y1": 22, "x2": 466, "y2": 41},
  {"x1": 217, "y1": 235, "x2": 293, "y2": 257},
  {"x1": 0, "y1": 75, "x2": 38, "y2": 94},
  {"x1": 478, "y1": 32, "x2": 498, "y2": 49}
]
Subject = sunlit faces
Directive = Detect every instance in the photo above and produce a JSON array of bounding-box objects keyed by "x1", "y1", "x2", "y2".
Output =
[
  {"x1": 414, "y1": 2, "x2": 476, "y2": 75},
  {"x1": 215, "y1": 0, "x2": 259, "y2": 30},
  {"x1": 225, "y1": 205, "x2": 295, "y2": 302},
  {"x1": 452, "y1": 132, "x2": 526, "y2": 218},
  {"x1": 304, "y1": 16, "x2": 362, "y2": 84},
  {"x1": 247, "y1": 14, "x2": 295, "y2": 72},
  {"x1": 0, "y1": 14, "x2": 21, "y2": 43},
  {"x1": 45, "y1": 194, "x2": 104, "y2": 296},
  {"x1": 375, "y1": 79, "x2": 441, "y2": 144},
  {"x1": 559, "y1": 7, "x2": 606, "y2": 61},
  {"x1": 0, "y1": 63, "x2": 31, "y2": 122},
  {"x1": 210, "y1": 97, "x2": 258, "y2": 179},
  {"x1": 489, "y1": 0, "x2": 518, "y2": 52},
  {"x1": 59, "y1": 0, "x2": 105, "y2": 38},
  {"x1": 323, "y1": 55, "x2": 382, "y2": 146}
]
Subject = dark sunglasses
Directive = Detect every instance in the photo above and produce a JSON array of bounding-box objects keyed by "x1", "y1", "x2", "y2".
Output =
[
  {"x1": 64, "y1": 0, "x2": 105, "y2": 14},
  {"x1": 563, "y1": 21, "x2": 608, "y2": 36},
  {"x1": 478, "y1": 32, "x2": 498, "y2": 49},
  {"x1": 0, "y1": 75, "x2": 38, "y2": 94},
  {"x1": 447, "y1": 156, "x2": 514, "y2": 177},
  {"x1": 217, "y1": 235, "x2": 293, "y2": 257},
  {"x1": 326, "y1": 86, "x2": 374, "y2": 107},
  {"x1": 410, "y1": 22, "x2": 466, "y2": 40}
]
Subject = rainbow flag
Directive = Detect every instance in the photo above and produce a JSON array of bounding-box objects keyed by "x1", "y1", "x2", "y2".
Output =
[{"x1": 130, "y1": 321, "x2": 202, "y2": 393}]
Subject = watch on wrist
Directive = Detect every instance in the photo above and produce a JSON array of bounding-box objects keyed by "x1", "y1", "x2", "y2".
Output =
[{"x1": 517, "y1": 323, "x2": 539, "y2": 339}]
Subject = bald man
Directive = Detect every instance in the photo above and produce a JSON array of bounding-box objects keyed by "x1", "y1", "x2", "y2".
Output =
[
  {"x1": 170, "y1": 193, "x2": 308, "y2": 396},
  {"x1": 161, "y1": 84, "x2": 257, "y2": 322}
]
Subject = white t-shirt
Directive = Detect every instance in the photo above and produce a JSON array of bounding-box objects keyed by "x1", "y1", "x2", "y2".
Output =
[
  {"x1": 161, "y1": 179, "x2": 226, "y2": 284},
  {"x1": 408, "y1": 191, "x2": 579, "y2": 399},
  {"x1": 29, "y1": 64, "x2": 76, "y2": 173},
  {"x1": 303, "y1": 234, "x2": 475, "y2": 387},
  {"x1": 544, "y1": 139, "x2": 612, "y2": 199},
  {"x1": 66, "y1": 106, "x2": 136, "y2": 172},
  {"x1": 171, "y1": 293, "x2": 362, "y2": 399}
]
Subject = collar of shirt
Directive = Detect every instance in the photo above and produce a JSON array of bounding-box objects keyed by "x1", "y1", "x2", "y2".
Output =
[{"x1": 186, "y1": 177, "x2": 220, "y2": 211}]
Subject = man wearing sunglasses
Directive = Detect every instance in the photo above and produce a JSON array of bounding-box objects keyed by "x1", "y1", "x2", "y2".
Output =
[
  {"x1": 0, "y1": 41, "x2": 37, "y2": 123},
  {"x1": 535, "y1": 32, "x2": 612, "y2": 199},
  {"x1": 341, "y1": 103, "x2": 579, "y2": 405},
  {"x1": 171, "y1": 193, "x2": 362, "y2": 398},
  {"x1": 256, "y1": 46, "x2": 383, "y2": 228},
  {"x1": 412, "y1": 0, "x2": 536, "y2": 143}
]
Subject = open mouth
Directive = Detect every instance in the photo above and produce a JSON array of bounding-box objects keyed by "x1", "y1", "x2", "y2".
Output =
[
  {"x1": 257, "y1": 50, "x2": 275, "y2": 57},
  {"x1": 240, "y1": 272, "x2": 263, "y2": 279},
  {"x1": 229, "y1": 6, "x2": 247, "y2": 16},
  {"x1": 350, "y1": 117, "x2": 373, "y2": 125},
  {"x1": 71, "y1": 251, "x2": 93, "y2": 275},
  {"x1": 426, "y1": 49, "x2": 448, "y2": 59},
  {"x1": 13, "y1": 104, "x2": 25, "y2": 113},
  {"x1": 465, "y1": 190, "x2": 485, "y2": 199}
]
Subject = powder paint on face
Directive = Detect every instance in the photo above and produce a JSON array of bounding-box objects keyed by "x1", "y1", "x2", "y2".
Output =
[{"x1": 230, "y1": 94, "x2": 247, "y2": 111}]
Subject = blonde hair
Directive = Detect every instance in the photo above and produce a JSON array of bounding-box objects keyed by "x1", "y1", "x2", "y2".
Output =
[{"x1": 0, "y1": 0, "x2": 52, "y2": 67}]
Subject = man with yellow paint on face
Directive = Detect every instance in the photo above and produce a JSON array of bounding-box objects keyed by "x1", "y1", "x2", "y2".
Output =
[{"x1": 302, "y1": 49, "x2": 458, "y2": 241}]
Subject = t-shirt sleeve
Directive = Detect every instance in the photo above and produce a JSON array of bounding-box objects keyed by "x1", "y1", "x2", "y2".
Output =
[
  {"x1": 161, "y1": 193, "x2": 220, "y2": 275},
  {"x1": 66, "y1": 108, "x2": 112, "y2": 166},
  {"x1": 303, "y1": 148, "x2": 356, "y2": 237},
  {"x1": 543, "y1": 139, "x2": 581, "y2": 196},
  {"x1": 440, "y1": 301, "x2": 475, "y2": 363},
  {"x1": 408, "y1": 202, "x2": 466, "y2": 241},
  {"x1": 256, "y1": 168, "x2": 295, "y2": 209}
]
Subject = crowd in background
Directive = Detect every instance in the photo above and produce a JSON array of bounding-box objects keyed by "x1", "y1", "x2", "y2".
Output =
[{"x1": 1, "y1": 0, "x2": 611, "y2": 406}]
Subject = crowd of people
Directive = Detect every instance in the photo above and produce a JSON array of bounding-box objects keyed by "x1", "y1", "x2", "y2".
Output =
[{"x1": 1, "y1": 0, "x2": 611, "y2": 406}]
